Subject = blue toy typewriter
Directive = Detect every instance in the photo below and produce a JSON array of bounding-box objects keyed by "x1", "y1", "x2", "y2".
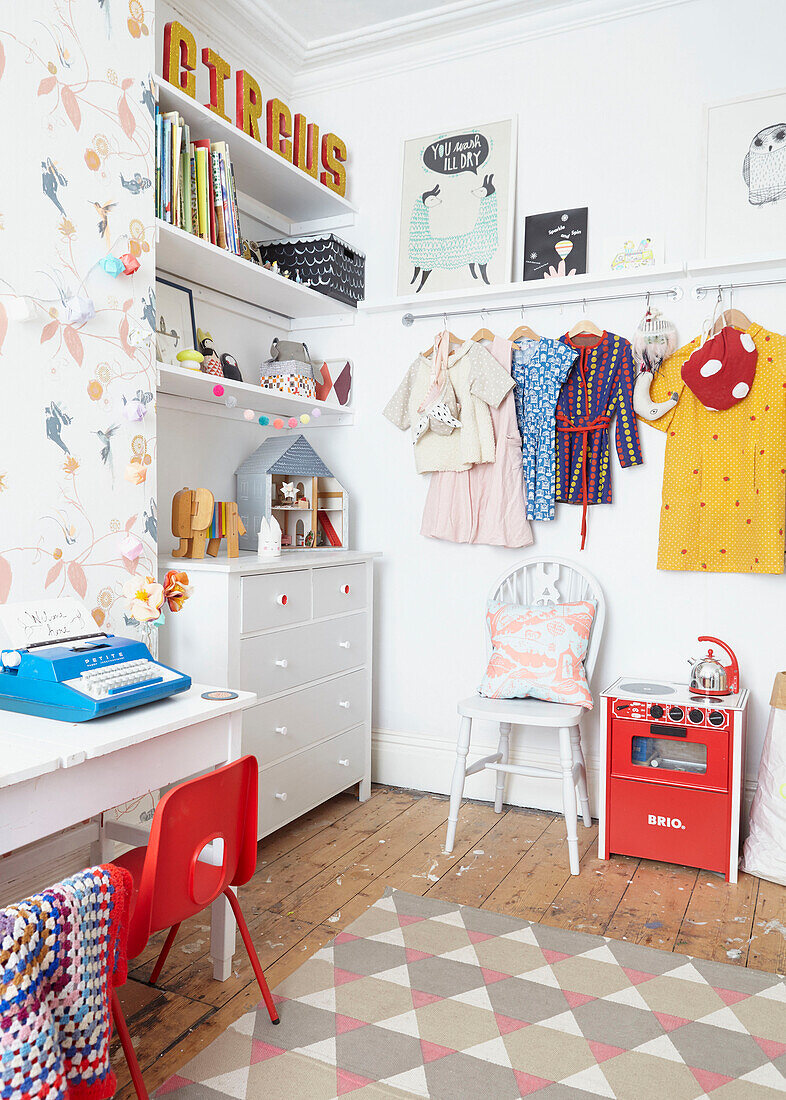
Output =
[{"x1": 0, "y1": 598, "x2": 190, "y2": 722}]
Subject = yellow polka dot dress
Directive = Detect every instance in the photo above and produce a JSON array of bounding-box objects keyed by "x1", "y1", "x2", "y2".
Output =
[{"x1": 648, "y1": 324, "x2": 786, "y2": 573}]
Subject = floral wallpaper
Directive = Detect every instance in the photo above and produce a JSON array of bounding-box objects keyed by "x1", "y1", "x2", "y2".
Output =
[{"x1": 0, "y1": 2, "x2": 156, "y2": 633}]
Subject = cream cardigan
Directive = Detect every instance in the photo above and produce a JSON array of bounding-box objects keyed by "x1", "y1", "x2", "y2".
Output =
[{"x1": 384, "y1": 340, "x2": 514, "y2": 473}]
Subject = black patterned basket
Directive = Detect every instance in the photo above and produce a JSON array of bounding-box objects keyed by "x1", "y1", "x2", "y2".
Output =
[{"x1": 255, "y1": 234, "x2": 365, "y2": 307}]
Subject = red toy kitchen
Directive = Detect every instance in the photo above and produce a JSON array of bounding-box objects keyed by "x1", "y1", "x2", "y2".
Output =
[{"x1": 599, "y1": 640, "x2": 749, "y2": 883}]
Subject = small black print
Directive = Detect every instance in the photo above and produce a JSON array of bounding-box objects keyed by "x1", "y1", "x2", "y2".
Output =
[{"x1": 523, "y1": 208, "x2": 588, "y2": 281}]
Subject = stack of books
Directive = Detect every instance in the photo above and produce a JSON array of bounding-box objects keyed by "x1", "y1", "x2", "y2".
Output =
[{"x1": 155, "y1": 106, "x2": 242, "y2": 254}]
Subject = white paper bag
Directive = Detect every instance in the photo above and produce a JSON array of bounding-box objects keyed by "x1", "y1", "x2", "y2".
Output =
[{"x1": 741, "y1": 672, "x2": 786, "y2": 885}]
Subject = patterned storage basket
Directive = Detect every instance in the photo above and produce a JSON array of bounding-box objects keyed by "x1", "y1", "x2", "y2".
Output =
[
  {"x1": 254, "y1": 235, "x2": 365, "y2": 307},
  {"x1": 260, "y1": 359, "x2": 317, "y2": 400}
]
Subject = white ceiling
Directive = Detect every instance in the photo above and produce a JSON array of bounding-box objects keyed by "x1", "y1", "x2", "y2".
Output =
[
  {"x1": 275, "y1": 0, "x2": 485, "y2": 42},
  {"x1": 267, "y1": 0, "x2": 567, "y2": 46},
  {"x1": 229, "y1": 0, "x2": 688, "y2": 92}
]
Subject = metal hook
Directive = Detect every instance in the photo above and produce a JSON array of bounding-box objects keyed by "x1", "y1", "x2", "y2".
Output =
[
  {"x1": 645, "y1": 290, "x2": 651, "y2": 314},
  {"x1": 443, "y1": 312, "x2": 448, "y2": 331},
  {"x1": 582, "y1": 298, "x2": 587, "y2": 314}
]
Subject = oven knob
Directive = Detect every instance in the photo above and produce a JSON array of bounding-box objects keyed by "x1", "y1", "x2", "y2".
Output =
[
  {"x1": 669, "y1": 706, "x2": 684, "y2": 722},
  {"x1": 708, "y1": 710, "x2": 725, "y2": 726},
  {"x1": 650, "y1": 704, "x2": 664, "y2": 719},
  {"x1": 688, "y1": 708, "x2": 704, "y2": 724}
]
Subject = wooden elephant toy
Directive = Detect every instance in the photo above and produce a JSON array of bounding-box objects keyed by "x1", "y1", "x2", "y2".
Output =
[{"x1": 171, "y1": 487, "x2": 246, "y2": 559}]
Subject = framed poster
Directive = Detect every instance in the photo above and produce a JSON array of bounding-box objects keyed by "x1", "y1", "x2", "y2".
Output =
[
  {"x1": 154, "y1": 276, "x2": 197, "y2": 365},
  {"x1": 703, "y1": 88, "x2": 786, "y2": 259},
  {"x1": 523, "y1": 208, "x2": 588, "y2": 280},
  {"x1": 397, "y1": 118, "x2": 516, "y2": 295}
]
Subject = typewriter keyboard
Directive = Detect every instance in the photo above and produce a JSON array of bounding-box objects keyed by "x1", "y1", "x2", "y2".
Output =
[{"x1": 79, "y1": 659, "x2": 163, "y2": 698}]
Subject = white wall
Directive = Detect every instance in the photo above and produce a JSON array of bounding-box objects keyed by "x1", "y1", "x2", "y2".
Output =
[{"x1": 290, "y1": 0, "x2": 786, "y2": 810}]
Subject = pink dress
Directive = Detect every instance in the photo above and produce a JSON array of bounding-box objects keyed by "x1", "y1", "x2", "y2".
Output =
[{"x1": 421, "y1": 337, "x2": 533, "y2": 548}]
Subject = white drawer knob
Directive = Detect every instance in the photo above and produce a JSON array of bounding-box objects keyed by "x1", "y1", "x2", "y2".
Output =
[
  {"x1": 275, "y1": 791, "x2": 288, "y2": 801},
  {"x1": 275, "y1": 658, "x2": 289, "y2": 668},
  {"x1": 340, "y1": 583, "x2": 350, "y2": 595},
  {"x1": 339, "y1": 640, "x2": 351, "y2": 649},
  {"x1": 338, "y1": 758, "x2": 350, "y2": 767},
  {"x1": 275, "y1": 725, "x2": 288, "y2": 736},
  {"x1": 276, "y1": 594, "x2": 288, "y2": 606},
  {"x1": 339, "y1": 700, "x2": 350, "y2": 709}
]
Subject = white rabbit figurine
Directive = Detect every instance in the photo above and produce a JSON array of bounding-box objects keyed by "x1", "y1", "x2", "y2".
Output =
[{"x1": 257, "y1": 515, "x2": 282, "y2": 559}]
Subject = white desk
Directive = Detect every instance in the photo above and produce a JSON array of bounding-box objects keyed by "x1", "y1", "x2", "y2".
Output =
[{"x1": 0, "y1": 685, "x2": 256, "y2": 979}]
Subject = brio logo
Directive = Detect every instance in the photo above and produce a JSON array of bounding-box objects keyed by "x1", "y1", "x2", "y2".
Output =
[{"x1": 647, "y1": 814, "x2": 686, "y2": 829}]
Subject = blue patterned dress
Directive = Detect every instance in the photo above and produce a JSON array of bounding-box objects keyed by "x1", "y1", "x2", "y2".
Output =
[{"x1": 512, "y1": 338, "x2": 578, "y2": 520}]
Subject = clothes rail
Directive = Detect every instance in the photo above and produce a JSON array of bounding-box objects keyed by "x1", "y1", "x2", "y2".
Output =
[
  {"x1": 693, "y1": 276, "x2": 786, "y2": 300},
  {"x1": 401, "y1": 285, "x2": 682, "y2": 326}
]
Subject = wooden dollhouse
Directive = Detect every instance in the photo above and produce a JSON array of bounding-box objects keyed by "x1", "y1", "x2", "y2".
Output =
[{"x1": 235, "y1": 434, "x2": 348, "y2": 551}]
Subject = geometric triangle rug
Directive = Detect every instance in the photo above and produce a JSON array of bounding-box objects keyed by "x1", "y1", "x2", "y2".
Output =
[{"x1": 154, "y1": 888, "x2": 786, "y2": 1099}]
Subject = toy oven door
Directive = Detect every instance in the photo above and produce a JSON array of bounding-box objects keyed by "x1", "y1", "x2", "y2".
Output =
[{"x1": 610, "y1": 718, "x2": 729, "y2": 792}]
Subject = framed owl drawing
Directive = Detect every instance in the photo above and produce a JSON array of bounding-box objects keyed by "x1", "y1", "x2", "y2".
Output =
[{"x1": 702, "y1": 88, "x2": 786, "y2": 259}]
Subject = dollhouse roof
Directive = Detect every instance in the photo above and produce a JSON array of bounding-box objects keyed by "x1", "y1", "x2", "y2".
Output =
[{"x1": 235, "y1": 434, "x2": 334, "y2": 478}]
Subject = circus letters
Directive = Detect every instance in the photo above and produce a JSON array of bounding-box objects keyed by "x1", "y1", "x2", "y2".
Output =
[{"x1": 162, "y1": 21, "x2": 347, "y2": 196}]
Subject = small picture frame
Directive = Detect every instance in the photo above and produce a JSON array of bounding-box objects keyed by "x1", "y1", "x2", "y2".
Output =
[
  {"x1": 315, "y1": 358, "x2": 353, "y2": 408},
  {"x1": 155, "y1": 276, "x2": 197, "y2": 365}
]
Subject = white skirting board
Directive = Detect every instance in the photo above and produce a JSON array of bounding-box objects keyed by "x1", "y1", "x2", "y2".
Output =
[{"x1": 372, "y1": 728, "x2": 759, "y2": 822}]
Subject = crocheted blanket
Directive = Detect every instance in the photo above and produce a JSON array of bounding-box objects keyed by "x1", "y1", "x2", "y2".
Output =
[{"x1": 0, "y1": 863, "x2": 132, "y2": 1100}]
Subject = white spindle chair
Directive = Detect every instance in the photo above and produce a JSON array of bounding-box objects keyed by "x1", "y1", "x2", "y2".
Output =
[{"x1": 445, "y1": 556, "x2": 606, "y2": 875}]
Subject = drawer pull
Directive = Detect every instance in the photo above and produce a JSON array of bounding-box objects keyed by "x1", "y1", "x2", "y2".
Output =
[
  {"x1": 340, "y1": 583, "x2": 351, "y2": 595},
  {"x1": 275, "y1": 658, "x2": 289, "y2": 669},
  {"x1": 338, "y1": 758, "x2": 350, "y2": 767},
  {"x1": 276, "y1": 594, "x2": 288, "y2": 606},
  {"x1": 275, "y1": 791, "x2": 288, "y2": 802},
  {"x1": 275, "y1": 725, "x2": 288, "y2": 736},
  {"x1": 339, "y1": 640, "x2": 351, "y2": 649},
  {"x1": 339, "y1": 700, "x2": 351, "y2": 709}
]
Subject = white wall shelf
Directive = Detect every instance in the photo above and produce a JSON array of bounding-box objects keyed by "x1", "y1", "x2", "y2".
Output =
[
  {"x1": 687, "y1": 254, "x2": 786, "y2": 278},
  {"x1": 362, "y1": 263, "x2": 687, "y2": 318},
  {"x1": 156, "y1": 361, "x2": 354, "y2": 426},
  {"x1": 157, "y1": 220, "x2": 356, "y2": 325},
  {"x1": 155, "y1": 77, "x2": 356, "y2": 231}
]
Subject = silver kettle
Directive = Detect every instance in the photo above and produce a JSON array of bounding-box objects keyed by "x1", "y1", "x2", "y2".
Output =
[{"x1": 688, "y1": 635, "x2": 740, "y2": 698}]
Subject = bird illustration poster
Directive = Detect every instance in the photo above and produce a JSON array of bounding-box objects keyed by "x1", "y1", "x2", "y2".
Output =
[
  {"x1": 703, "y1": 88, "x2": 786, "y2": 259},
  {"x1": 397, "y1": 118, "x2": 516, "y2": 295},
  {"x1": 523, "y1": 208, "x2": 588, "y2": 281}
]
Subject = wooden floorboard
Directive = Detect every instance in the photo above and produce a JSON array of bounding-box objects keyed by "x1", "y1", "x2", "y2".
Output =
[{"x1": 114, "y1": 785, "x2": 786, "y2": 1098}]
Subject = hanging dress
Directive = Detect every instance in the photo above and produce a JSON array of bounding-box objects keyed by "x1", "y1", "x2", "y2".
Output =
[
  {"x1": 648, "y1": 323, "x2": 786, "y2": 573},
  {"x1": 511, "y1": 337, "x2": 577, "y2": 521},
  {"x1": 421, "y1": 336, "x2": 533, "y2": 547},
  {"x1": 384, "y1": 340, "x2": 514, "y2": 473},
  {"x1": 556, "y1": 330, "x2": 643, "y2": 548}
]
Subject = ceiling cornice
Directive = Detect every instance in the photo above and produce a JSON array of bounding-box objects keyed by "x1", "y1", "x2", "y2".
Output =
[
  {"x1": 165, "y1": 0, "x2": 697, "y2": 98},
  {"x1": 288, "y1": 0, "x2": 697, "y2": 95}
]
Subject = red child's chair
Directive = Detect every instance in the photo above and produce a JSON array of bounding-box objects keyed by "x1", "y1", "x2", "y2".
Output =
[{"x1": 111, "y1": 756, "x2": 279, "y2": 1100}]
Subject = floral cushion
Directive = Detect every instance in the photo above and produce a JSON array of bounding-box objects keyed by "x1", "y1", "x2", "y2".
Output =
[{"x1": 478, "y1": 599, "x2": 596, "y2": 708}]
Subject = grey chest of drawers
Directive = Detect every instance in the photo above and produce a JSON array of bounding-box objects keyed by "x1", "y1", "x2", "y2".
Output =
[{"x1": 159, "y1": 551, "x2": 379, "y2": 838}]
